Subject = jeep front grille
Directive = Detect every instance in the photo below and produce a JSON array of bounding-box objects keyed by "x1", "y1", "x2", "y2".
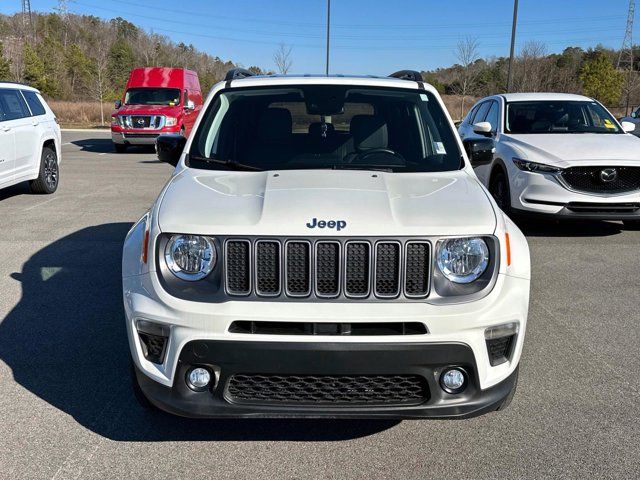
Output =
[{"x1": 224, "y1": 238, "x2": 431, "y2": 300}]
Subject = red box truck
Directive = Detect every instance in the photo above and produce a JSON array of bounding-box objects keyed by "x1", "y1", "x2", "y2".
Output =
[{"x1": 111, "y1": 67, "x2": 203, "y2": 153}]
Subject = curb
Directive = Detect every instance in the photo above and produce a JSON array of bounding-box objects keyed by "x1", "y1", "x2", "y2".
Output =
[{"x1": 61, "y1": 128, "x2": 111, "y2": 132}]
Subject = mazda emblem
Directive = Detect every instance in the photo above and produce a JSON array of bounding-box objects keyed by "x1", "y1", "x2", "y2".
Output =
[{"x1": 599, "y1": 168, "x2": 618, "y2": 183}]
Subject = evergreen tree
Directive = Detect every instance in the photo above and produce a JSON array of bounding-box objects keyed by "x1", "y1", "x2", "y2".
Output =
[
  {"x1": 0, "y1": 41, "x2": 11, "y2": 80},
  {"x1": 580, "y1": 51, "x2": 624, "y2": 105},
  {"x1": 107, "y1": 38, "x2": 136, "y2": 93},
  {"x1": 23, "y1": 44, "x2": 47, "y2": 92}
]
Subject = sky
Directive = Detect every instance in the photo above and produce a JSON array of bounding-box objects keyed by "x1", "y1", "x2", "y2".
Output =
[{"x1": 0, "y1": 0, "x2": 635, "y2": 75}]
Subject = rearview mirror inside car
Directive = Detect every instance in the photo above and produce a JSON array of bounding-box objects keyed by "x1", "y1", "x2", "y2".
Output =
[
  {"x1": 463, "y1": 138, "x2": 495, "y2": 166},
  {"x1": 156, "y1": 134, "x2": 187, "y2": 167}
]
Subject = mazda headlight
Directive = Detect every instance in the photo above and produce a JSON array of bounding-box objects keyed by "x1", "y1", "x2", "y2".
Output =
[
  {"x1": 165, "y1": 234, "x2": 216, "y2": 281},
  {"x1": 437, "y1": 237, "x2": 489, "y2": 284},
  {"x1": 512, "y1": 158, "x2": 562, "y2": 173}
]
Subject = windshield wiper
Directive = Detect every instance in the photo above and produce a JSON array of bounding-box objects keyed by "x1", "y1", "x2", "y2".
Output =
[
  {"x1": 332, "y1": 164, "x2": 395, "y2": 172},
  {"x1": 187, "y1": 154, "x2": 262, "y2": 171}
]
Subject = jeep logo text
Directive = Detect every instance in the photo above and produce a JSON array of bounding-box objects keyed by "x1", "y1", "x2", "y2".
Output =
[{"x1": 306, "y1": 218, "x2": 347, "y2": 231}]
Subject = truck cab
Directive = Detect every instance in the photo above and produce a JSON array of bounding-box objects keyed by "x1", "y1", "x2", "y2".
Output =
[{"x1": 111, "y1": 67, "x2": 202, "y2": 153}]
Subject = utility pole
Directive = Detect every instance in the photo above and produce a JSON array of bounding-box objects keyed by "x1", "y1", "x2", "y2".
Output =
[
  {"x1": 506, "y1": 0, "x2": 519, "y2": 92},
  {"x1": 325, "y1": 0, "x2": 331, "y2": 75},
  {"x1": 618, "y1": 0, "x2": 635, "y2": 115}
]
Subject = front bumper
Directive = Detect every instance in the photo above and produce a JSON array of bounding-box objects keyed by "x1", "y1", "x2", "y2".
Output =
[
  {"x1": 111, "y1": 126, "x2": 181, "y2": 145},
  {"x1": 511, "y1": 170, "x2": 640, "y2": 219},
  {"x1": 134, "y1": 340, "x2": 518, "y2": 418}
]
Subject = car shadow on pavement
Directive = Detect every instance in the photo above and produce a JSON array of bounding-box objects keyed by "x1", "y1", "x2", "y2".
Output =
[
  {"x1": 513, "y1": 216, "x2": 624, "y2": 237},
  {"x1": 0, "y1": 182, "x2": 31, "y2": 201},
  {"x1": 0, "y1": 223, "x2": 398, "y2": 442},
  {"x1": 70, "y1": 138, "x2": 115, "y2": 153}
]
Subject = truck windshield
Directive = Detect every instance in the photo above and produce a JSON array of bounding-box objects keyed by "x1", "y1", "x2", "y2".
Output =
[
  {"x1": 189, "y1": 85, "x2": 462, "y2": 172},
  {"x1": 124, "y1": 88, "x2": 181, "y2": 106},
  {"x1": 505, "y1": 100, "x2": 622, "y2": 134}
]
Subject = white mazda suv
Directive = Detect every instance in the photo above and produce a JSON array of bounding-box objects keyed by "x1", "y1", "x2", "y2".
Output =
[{"x1": 459, "y1": 93, "x2": 640, "y2": 227}]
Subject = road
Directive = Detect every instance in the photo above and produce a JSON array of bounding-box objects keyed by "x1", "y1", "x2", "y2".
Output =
[{"x1": 0, "y1": 131, "x2": 638, "y2": 479}]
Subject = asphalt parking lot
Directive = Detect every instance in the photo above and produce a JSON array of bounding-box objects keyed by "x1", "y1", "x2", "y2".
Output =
[{"x1": 0, "y1": 131, "x2": 639, "y2": 479}]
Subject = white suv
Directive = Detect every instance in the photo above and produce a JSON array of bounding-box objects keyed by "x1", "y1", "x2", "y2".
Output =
[
  {"x1": 0, "y1": 83, "x2": 61, "y2": 194},
  {"x1": 123, "y1": 70, "x2": 530, "y2": 419},
  {"x1": 459, "y1": 93, "x2": 640, "y2": 226}
]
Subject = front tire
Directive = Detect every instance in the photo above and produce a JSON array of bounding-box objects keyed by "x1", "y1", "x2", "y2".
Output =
[
  {"x1": 489, "y1": 169, "x2": 512, "y2": 215},
  {"x1": 29, "y1": 146, "x2": 59, "y2": 194}
]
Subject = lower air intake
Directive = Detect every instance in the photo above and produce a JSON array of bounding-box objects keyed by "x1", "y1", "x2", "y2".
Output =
[{"x1": 226, "y1": 373, "x2": 429, "y2": 405}]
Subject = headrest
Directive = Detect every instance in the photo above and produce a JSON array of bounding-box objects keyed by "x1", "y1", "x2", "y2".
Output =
[
  {"x1": 308, "y1": 122, "x2": 335, "y2": 137},
  {"x1": 350, "y1": 115, "x2": 388, "y2": 151},
  {"x1": 258, "y1": 108, "x2": 292, "y2": 143}
]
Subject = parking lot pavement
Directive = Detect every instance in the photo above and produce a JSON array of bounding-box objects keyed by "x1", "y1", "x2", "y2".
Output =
[{"x1": 0, "y1": 131, "x2": 638, "y2": 479}]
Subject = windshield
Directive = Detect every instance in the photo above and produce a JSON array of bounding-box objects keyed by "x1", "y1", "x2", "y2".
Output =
[
  {"x1": 124, "y1": 88, "x2": 181, "y2": 106},
  {"x1": 189, "y1": 85, "x2": 462, "y2": 172},
  {"x1": 505, "y1": 100, "x2": 621, "y2": 134}
]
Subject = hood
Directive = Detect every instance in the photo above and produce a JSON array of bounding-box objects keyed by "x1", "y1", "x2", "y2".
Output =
[
  {"x1": 113, "y1": 104, "x2": 182, "y2": 116},
  {"x1": 157, "y1": 169, "x2": 497, "y2": 237},
  {"x1": 503, "y1": 133, "x2": 640, "y2": 167}
]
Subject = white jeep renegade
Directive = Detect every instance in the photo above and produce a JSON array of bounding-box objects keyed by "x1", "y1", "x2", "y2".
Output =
[{"x1": 123, "y1": 70, "x2": 531, "y2": 418}]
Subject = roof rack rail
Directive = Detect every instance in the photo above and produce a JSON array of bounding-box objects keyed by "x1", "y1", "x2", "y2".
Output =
[
  {"x1": 389, "y1": 70, "x2": 423, "y2": 82},
  {"x1": 224, "y1": 68, "x2": 256, "y2": 82}
]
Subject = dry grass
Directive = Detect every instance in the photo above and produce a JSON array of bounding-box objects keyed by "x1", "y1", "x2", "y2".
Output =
[
  {"x1": 47, "y1": 100, "x2": 113, "y2": 128},
  {"x1": 47, "y1": 96, "x2": 475, "y2": 128}
]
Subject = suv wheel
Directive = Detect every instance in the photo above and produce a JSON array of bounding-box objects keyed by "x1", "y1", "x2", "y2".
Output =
[
  {"x1": 489, "y1": 169, "x2": 511, "y2": 214},
  {"x1": 29, "y1": 146, "x2": 59, "y2": 194},
  {"x1": 114, "y1": 143, "x2": 127, "y2": 153}
]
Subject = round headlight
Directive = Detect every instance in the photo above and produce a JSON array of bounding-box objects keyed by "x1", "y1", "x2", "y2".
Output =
[
  {"x1": 165, "y1": 234, "x2": 216, "y2": 281},
  {"x1": 437, "y1": 237, "x2": 489, "y2": 284}
]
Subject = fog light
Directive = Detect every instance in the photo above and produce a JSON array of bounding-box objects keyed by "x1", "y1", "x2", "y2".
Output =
[
  {"x1": 187, "y1": 367, "x2": 211, "y2": 391},
  {"x1": 440, "y1": 368, "x2": 467, "y2": 394}
]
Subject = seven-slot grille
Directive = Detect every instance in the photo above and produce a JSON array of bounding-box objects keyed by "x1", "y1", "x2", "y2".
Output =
[
  {"x1": 561, "y1": 166, "x2": 640, "y2": 194},
  {"x1": 224, "y1": 239, "x2": 431, "y2": 300}
]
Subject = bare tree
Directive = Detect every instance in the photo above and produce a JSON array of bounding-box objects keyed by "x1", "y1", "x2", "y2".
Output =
[
  {"x1": 88, "y1": 42, "x2": 111, "y2": 126},
  {"x1": 517, "y1": 41, "x2": 548, "y2": 92},
  {"x1": 273, "y1": 44, "x2": 293, "y2": 74},
  {"x1": 451, "y1": 37, "x2": 480, "y2": 119}
]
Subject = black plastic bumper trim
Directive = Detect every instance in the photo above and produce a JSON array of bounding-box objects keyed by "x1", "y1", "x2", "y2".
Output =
[{"x1": 133, "y1": 340, "x2": 518, "y2": 419}]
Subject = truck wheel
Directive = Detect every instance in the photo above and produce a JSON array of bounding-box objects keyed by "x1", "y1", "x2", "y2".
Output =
[
  {"x1": 489, "y1": 169, "x2": 512, "y2": 215},
  {"x1": 29, "y1": 146, "x2": 59, "y2": 194},
  {"x1": 114, "y1": 143, "x2": 127, "y2": 153},
  {"x1": 130, "y1": 360, "x2": 159, "y2": 412},
  {"x1": 495, "y1": 366, "x2": 519, "y2": 411},
  {"x1": 623, "y1": 220, "x2": 640, "y2": 229}
]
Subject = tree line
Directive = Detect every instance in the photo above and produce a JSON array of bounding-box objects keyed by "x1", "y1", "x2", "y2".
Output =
[
  {"x1": 1, "y1": 12, "x2": 637, "y2": 119},
  {"x1": 422, "y1": 38, "x2": 637, "y2": 118},
  {"x1": 0, "y1": 12, "x2": 271, "y2": 104}
]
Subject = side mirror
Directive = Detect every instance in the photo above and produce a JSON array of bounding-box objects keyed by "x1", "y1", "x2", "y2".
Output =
[
  {"x1": 463, "y1": 138, "x2": 495, "y2": 166},
  {"x1": 156, "y1": 134, "x2": 187, "y2": 167},
  {"x1": 185, "y1": 100, "x2": 195, "y2": 111},
  {"x1": 114, "y1": 100, "x2": 122, "y2": 109},
  {"x1": 631, "y1": 112, "x2": 637, "y2": 118},
  {"x1": 472, "y1": 121, "x2": 493, "y2": 136},
  {"x1": 621, "y1": 121, "x2": 636, "y2": 133}
]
